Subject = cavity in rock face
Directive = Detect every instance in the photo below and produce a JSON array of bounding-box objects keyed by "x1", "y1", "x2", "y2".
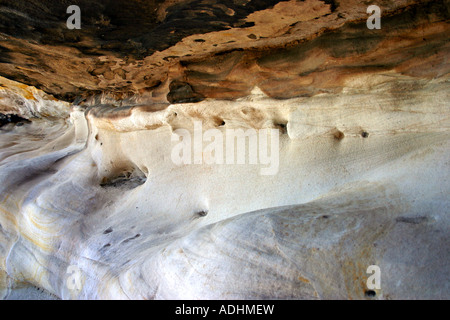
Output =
[
  {"x1": 0, "y1": 113, "x2": 30, "y2": 127},
  {"x1": 167, "y1": 81, "x2": 205, "y2": 104},
  {"x1": 0, "y1": 0, "x2": 449, "y2": 300}
]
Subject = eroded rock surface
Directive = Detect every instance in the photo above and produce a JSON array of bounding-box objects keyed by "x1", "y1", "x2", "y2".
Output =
[
  {"x1": 1, "y1": 0, "x2": 448, "y2": 101},
  {"x1": 0, "y1": 0, "x2": 449, "y2": 300}
]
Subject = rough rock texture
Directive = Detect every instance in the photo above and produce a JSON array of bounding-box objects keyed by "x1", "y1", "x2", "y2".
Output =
[
  {"x1": 0, "y1": 0, "x2": 449, "y2": 300},
  {"x1": 1, "y1": 0, "x2": 448, "y2": 101}
]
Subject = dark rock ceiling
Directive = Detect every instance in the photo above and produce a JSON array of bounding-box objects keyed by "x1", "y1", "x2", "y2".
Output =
[{"x1": 0, "y1": 0, "x2": 448, "y2": 102}]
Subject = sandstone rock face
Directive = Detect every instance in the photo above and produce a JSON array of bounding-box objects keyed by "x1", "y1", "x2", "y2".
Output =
[{"x1": 0, "y1": 0, "x2": 449, "y2": 299}]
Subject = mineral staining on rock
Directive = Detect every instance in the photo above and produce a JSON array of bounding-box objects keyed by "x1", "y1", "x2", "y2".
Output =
[{"x1": 0, "y1": 0, "x2": 449, "y2": 299}]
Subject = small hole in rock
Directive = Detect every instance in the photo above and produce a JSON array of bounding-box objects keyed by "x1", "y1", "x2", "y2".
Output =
[
  {"x1": 333, "y1": 130, "x2": 344, "y2": 140},
  {"x1": 275, "y1": 122, "x2": 287, "y2": 133},
  {"x1": 365, "y1": 290, "x2": 376, "y2": 298},
  {"x1": 103, "y1": 227, "x2": 113, "y2": 234},
  {"x1": 121, "y1": 233, "x2": 141, "y2": 244},
  {"x1": 197, "y1": 210, "x2": 208, "y2": 217},
  {"x1": 361, "y1": 131, "x2": 369, "y2": 138}
]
